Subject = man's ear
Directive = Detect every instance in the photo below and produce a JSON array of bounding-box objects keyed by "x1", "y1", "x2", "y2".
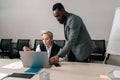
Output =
[{"x1": 60, "y1": 8, "x2": 65, "y2": 13}]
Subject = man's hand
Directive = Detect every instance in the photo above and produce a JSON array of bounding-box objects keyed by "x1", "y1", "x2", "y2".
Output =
[{"x1": 49, "y1": 56, "x2": 59, "y2": 63}]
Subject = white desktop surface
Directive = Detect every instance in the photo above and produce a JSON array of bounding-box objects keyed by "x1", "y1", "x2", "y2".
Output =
[{"x1": 0, "y1": 59, "x2": 120, "y2": 80}]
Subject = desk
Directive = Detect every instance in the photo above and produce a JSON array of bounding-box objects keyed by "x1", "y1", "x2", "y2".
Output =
[{"x1": 0, "y1": 59, "x2": 120, "y2": 80}]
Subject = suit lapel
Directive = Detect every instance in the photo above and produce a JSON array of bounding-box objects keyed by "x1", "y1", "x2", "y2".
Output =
[{"x1": 64, "y1": 25, "x2": 68, "y2": 40}]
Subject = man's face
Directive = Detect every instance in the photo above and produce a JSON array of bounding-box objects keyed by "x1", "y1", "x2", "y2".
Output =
[{"x1": 53, "y1": 9, "x2": 66, "y2": 24}]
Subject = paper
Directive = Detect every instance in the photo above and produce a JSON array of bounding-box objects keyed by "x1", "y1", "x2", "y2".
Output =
[
  {"x1": 0, "y1": 73, "x2": 8, "y2": 80},
  {"x1": 2, "y1": 61, "x2": 23, "y2": 69},
  {"x1": 109, "y1": 78, "x2": 120, "y2": 80},
  {"x1": 113, "y1": 70, "x2": 120, "y2": 78}
]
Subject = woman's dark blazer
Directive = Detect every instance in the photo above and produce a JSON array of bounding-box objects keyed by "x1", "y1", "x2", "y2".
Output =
[{"x1": 40, "y1": 42, "x2": 60, "y2": 58}]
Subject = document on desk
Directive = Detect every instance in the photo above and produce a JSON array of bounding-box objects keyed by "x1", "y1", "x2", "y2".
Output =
[
  {"x1": 0, "y1": 73, "x2": 8, "y2": 80},
  {"x1": 113, "y1": 70, "x2": 120, "y2": 78},
  {"x1": 2, "y1": 61, "x2": 23, "y2": 69},
  {"x1": 109, "y1": 78, "x2": 120, "y2": 80}
]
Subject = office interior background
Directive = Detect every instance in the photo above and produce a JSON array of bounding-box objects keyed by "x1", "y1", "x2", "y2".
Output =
[{"x1": 0, "y1": 0, "x2": 120, "y2": 65}]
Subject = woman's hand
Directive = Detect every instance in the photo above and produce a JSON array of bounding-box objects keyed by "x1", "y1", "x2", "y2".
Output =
[{"x1": 23, "y1": 46, "x2": 30, "y2": 51}]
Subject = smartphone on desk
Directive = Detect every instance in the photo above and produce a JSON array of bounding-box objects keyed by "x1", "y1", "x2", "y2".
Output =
[{"x1": 53, "y1": 63, "x2": 61, "y2": 67}]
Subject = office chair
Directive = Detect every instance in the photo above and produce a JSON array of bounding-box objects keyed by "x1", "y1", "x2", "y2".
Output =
[
  {"x1": 10, "y1": 39, "x2": 30, "y2": 58},
  {"x1": 0, "y1": 39, "x2": 12, "y2": 58},
  {"x1": 54, "y1": 40, "x2": 65, "y2": 48},
  {"x1": 33, "y1": 39, "x2": 43, "y2": 51},
  {"x1": 90, "y1": 40, "x2": 106, "y2": 62}
]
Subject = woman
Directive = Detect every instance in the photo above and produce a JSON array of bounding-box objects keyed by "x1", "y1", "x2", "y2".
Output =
[{"x1": 23, "y1": 31, "x2": 60, "y2": 59}]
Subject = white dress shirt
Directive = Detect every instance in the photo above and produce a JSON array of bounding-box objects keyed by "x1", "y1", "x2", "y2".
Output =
[{"x1": 35, "y1": 44, "x2": 52, "y2": 58}]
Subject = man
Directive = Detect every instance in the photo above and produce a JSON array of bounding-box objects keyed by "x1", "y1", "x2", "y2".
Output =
[{"x1": 50, "y1": 3, "x2": 94, "y2": 63}]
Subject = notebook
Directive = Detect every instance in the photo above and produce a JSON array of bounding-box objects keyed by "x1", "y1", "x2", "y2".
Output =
[
  {"x1": 25, "y1": 67, "x2": 42, "y2": 74},
  {"x1": 20, "y1": 51, "x2": 51, "y2": 68}
]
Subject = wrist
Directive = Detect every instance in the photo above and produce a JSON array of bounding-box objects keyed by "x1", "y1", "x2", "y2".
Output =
[{"x1": 58, "y1": 55, "x2": 61, "y2": 58}]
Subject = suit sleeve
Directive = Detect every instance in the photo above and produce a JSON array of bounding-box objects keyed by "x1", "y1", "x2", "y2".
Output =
[{"x1": 58, "y1": 17, "x2": 82, "y2": 57}]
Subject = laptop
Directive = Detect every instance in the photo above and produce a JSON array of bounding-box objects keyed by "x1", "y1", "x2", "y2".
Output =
[{"x1": 20, "y1": 51, "x2": 51, "y2": 68}]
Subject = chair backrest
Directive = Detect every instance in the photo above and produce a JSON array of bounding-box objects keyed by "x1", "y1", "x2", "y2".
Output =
[
  {"x1": 34, "y1": 39, "x2": 65, "y2": 50},
  {"x1": 17, "y1": 39, "x2": 30, "y2": 51},
  {"x1": 54, "y1": 40, "x2": 65, "y2": 48},
  {"x1": 34, "y1": 39, "x2": 43, "y2": 51},
  {"x1": 0, "y1": 39, "x2": 12, "y2": 51},
  {"x1": 92, "y1": 40, "x2": 106, "y2": 56}
]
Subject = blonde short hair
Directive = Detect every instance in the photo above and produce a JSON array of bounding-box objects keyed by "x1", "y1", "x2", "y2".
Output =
[{"x1": 41, "y1": 31, "x2": 53, "y2": 39}]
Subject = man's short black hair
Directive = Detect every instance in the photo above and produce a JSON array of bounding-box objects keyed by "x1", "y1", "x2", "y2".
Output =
[{"x1": 52, "y1": 3, "x2": 64, "y2": 11}]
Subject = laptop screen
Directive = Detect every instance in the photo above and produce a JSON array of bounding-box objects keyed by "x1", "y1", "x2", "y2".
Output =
[{"x1": 20, "y1": 51, "x2": 50, "y2": 68}]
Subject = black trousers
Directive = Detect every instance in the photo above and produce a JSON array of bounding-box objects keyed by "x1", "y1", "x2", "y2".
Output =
[{"x1": 67, "y1": 50, "x2": 90, "y2": 62}]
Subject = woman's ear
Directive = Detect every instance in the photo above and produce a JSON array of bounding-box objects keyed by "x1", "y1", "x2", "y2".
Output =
[{"x1": 51, "y1": 39, "x2": 53, "y2": 42}]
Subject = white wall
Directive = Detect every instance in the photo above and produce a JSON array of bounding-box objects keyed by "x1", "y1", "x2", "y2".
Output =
[{"x1": 0, "y1": 0, "x2": 120, "y2": 48}]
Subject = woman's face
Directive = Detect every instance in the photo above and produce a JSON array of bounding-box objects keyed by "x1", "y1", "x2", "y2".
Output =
[{"x1": 42, "y1": 33, "x2": 52, "y2": 47}]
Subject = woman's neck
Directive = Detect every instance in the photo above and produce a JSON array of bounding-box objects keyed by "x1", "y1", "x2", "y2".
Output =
[{"x1": 46, "y1": 42, "x2": 53, "y2": 48}]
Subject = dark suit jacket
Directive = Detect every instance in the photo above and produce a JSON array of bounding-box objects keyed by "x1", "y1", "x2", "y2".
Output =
[
  {"x1": 40, "y1": 42, "x2": 60, "y2": 58},
  {"x1": 58, "y1": 13, "x2": 95, "y2": 61}
]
